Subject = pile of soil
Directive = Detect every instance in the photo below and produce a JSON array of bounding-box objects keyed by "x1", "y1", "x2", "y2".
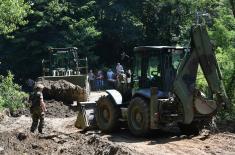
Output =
[
  {"x1": 45, "y1": 100, "x2": 79, "y2": 118},
  {"x1": 36, "y1": 79, "x2": 88, "y2": 103},
  {"x1": 0, "y1": 124, "x2": 135, "y2": 155},
  {"x1": 13, "y1": 100, "x2": 79, "y2": 118}
]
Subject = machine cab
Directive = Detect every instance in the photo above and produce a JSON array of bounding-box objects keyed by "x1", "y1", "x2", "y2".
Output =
[
  {"x1": 133, "y1": 46, "x2": 187, "y2": 98},
  {"x1": 42, "y1": 47, "x2": 88, "y2": 76}
]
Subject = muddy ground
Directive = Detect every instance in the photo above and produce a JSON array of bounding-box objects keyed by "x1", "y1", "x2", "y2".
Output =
[{"x1": 0, "y1": 91, "x2": 235, "y2": 155}]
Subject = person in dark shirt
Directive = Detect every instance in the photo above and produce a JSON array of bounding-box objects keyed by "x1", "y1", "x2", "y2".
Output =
[{"x1": 29, "y1": 84, "x2": 46, "y2": 134}]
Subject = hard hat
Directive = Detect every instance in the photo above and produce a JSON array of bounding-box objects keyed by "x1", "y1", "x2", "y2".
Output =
[{"x1": 36, "y1": 84, "x2": 44, "y2": 89}]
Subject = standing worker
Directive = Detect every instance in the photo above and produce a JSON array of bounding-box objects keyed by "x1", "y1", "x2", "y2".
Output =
[
  {"x1": 126, "y1": 69, "x2": 132, "y2": 89},
  {"x1": 29, "y1": 84, "x2": 46, "y2": 134},
  {"x1": 88, "y1": 70, "x2": 95, "y2": 91},
  {"x1": 116, "y1": 63, "x2": 124, "y2": 75},
  {"x1": 107, "y1": 68, "x2": 115, "y2": 89}
]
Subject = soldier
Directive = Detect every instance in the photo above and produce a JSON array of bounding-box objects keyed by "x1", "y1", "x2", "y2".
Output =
[{"x1": 29, "y1": 84, "x2": 46, "y2": 134}]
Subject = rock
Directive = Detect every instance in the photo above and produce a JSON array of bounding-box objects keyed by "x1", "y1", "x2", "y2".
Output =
[
  {"x1": 170, "y1": 136, "x2": 178, "y2": 139},
  {"x1": 52, "y1": 137, "x2": 60, "y2": 143},
  {"x1": 102, "y1": 135, "x2": 112, "y2": 139},
  {"x1": 39, "y1": 133, "x2": 57, "y2": 139},
  {"x1": 17, "y1": 132, "x2": 27, "y2": 141},
  {"x1": 0, "y1": 147, "x2": 4, "y2": 153},
  {"x1": 11, "y1": 110, "x2": 21, "y2": 117},
  {"x1": 32, "y1": 143, "x2": 39, "y2": 149},
  {"x1": 180, "y1": 135, "x2": 187, "y2": 138},
  {"x1": 52, "y1": 137, "x2": 67, "y2": 144},
  {"x1": 200, "y1": 129, "x2": 210, "y2": 136},
  {"x1": 57, "y1": 134, "x2": 69, "y2": 139},
  {"x1": 3, "y1": 108, "x2": 11, "y2": 116},
  {"x1": 205, "y1": 145, "x2": 210, "y2": 149},
  {"x1": 60, "y1": 148, "x2": 65, "y2": 153},
  {"x1": 197, "y1": 129, "x2": 210, "y2": 140}
]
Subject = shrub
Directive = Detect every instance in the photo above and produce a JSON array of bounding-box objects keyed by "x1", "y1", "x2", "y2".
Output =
[{"x1": 0, "y1": 72, "x2": 28, "y2": 112}]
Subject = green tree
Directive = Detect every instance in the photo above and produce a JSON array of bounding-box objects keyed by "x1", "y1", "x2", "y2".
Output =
[
  {"x1": 0, "y1": 0, "x2": 100, "y2": 77},
  {"x1": 0, "y1": 72, "x2": 28, "y2": 112},
  {"x1": 0, "y1": 0, "x2": 30, "y2": 35}
]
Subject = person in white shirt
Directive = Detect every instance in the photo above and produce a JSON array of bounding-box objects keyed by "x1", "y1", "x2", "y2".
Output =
[
  {"x1": 107, "y1": 69, "x2": 115, "y2": 88},
  {"x1": 88, "y1": 70, "x2": 95, "y2": 91},
  {"x1": 116, "y1": 63, "x2": 123, "y2": 75},
  {"x1": 96, "y1": 70, "x2": 104, "y2": 90},
  {"x1": 107, "y1": 69, "x2": 114, "y2": 80}
]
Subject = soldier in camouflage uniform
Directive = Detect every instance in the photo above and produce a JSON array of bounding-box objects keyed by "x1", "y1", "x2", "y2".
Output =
[{"x1": 29, "y1": 84, "x2": 46, "y2": 133}]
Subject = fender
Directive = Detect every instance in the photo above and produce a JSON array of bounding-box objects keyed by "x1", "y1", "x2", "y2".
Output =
[{"x1": 106, "y1": 89, "x2": 123, "y2": 105}]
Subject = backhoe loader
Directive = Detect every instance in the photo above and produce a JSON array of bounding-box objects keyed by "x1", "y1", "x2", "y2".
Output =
[{"x1": 76, "y1": 24, "x2": 229, "y2": 136}]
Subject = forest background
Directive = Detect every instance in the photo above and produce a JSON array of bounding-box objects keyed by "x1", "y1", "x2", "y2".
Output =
[{"x1": 0, "y1": 0, "x2": 234, "y2": 117}]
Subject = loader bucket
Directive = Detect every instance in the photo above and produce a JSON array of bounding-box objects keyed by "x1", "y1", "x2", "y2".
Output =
[{"x1": 75, "y1": 101, "x2": 97, "y2": 130}]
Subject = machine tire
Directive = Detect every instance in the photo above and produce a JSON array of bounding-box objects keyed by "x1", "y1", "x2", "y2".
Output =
[
  {"x1": 128, "y1": 97, "x2": 150, "y2": 136},
  {"x1": 96, "y1": 95, "x2": 120, "y2": 132}
]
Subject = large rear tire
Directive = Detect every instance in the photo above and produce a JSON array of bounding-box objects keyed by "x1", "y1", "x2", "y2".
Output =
[
  {"x1": 128, "y1": 97, "x2": 150, "y2": 136},
  {"x1": 96, "y1": 95, "x2": 120, "y2": 132}
]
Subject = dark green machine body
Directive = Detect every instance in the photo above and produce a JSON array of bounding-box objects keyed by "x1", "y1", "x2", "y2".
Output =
[
  {"x1": 40, "y1": 47, "x2": 89, "y2": 100},
  {"x1": 131, "y1": 46, "x2": 188, "y2": 130},
  {"x1": 78, "y1": 25, "x2": 229, "y2": 135}
]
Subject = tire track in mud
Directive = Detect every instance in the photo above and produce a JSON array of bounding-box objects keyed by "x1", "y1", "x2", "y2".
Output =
[{"x1": 100, "y1": 128, "x2": 235, "y2": 155}]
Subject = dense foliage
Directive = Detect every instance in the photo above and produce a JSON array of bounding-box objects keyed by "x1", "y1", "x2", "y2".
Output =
[
  {"x1": 0, "y1": 0, "x2": 234, "y2": 107},
  {"x1": 0, "y1": 72, "x2": 28, "y2": 112},
  {"x1": 0, "y1": 0, "x2": 30, "y2": 35}
]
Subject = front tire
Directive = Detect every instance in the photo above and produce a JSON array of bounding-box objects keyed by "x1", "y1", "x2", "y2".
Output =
[
  {"x1": 96, "y1": 95, "x2": 120, "y2": 132},
  {"x1": 128, "y1": 97, "x2": 150, "y2": 136}
]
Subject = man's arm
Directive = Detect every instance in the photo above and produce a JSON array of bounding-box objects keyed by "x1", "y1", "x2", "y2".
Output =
[
  {"x1": 40, "y1": 99, "x2": 47, "y2": 112},
  {"x1": 39, "y1": 94, "x2": 47, "y2": 112}
]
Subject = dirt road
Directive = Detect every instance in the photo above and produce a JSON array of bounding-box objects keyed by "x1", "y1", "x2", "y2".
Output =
[{"x1": 0, "y1": 92, "x2": 235, "y2": 155}]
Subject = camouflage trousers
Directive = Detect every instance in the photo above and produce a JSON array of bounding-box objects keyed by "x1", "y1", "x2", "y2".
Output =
[{"x1": 30, "y1": 107, "x2": 45, "y2": 133}]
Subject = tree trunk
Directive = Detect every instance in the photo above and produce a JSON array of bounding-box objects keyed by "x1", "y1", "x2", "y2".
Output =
[{"x1": 230, "y1": 0, "x2": 235, "y2": 17}]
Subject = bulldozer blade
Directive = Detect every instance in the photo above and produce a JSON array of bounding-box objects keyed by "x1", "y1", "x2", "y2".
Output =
[{"x1": 75, "y1": 101, "x2": 97, "y2": 130}]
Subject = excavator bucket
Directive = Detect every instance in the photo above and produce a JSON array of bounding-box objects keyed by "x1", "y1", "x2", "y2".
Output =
[{"x1": 75, "y1": 102, "x2": 97, "y2": 130}]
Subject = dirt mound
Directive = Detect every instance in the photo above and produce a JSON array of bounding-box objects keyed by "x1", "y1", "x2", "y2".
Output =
[
  {"x1": 0, "y1": 130, "x2": 136, "y2": 155},
  {"x1": 15, "y1": 100, "x2": 79, "y2": 118},
  {"x1": 1, "y1": 109, "x2": 235, "y2": 155},
  {"x1": 45, "y1": 100, "x2": 79, "y2": 118},
  {"x1": 36, "y1": 79, "x2": 88, "y2": 103}
]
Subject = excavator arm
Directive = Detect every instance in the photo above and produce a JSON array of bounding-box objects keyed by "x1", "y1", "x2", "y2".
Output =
[{"x1": 173, "y1": 24, "x2": 229, "y2": 124}]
